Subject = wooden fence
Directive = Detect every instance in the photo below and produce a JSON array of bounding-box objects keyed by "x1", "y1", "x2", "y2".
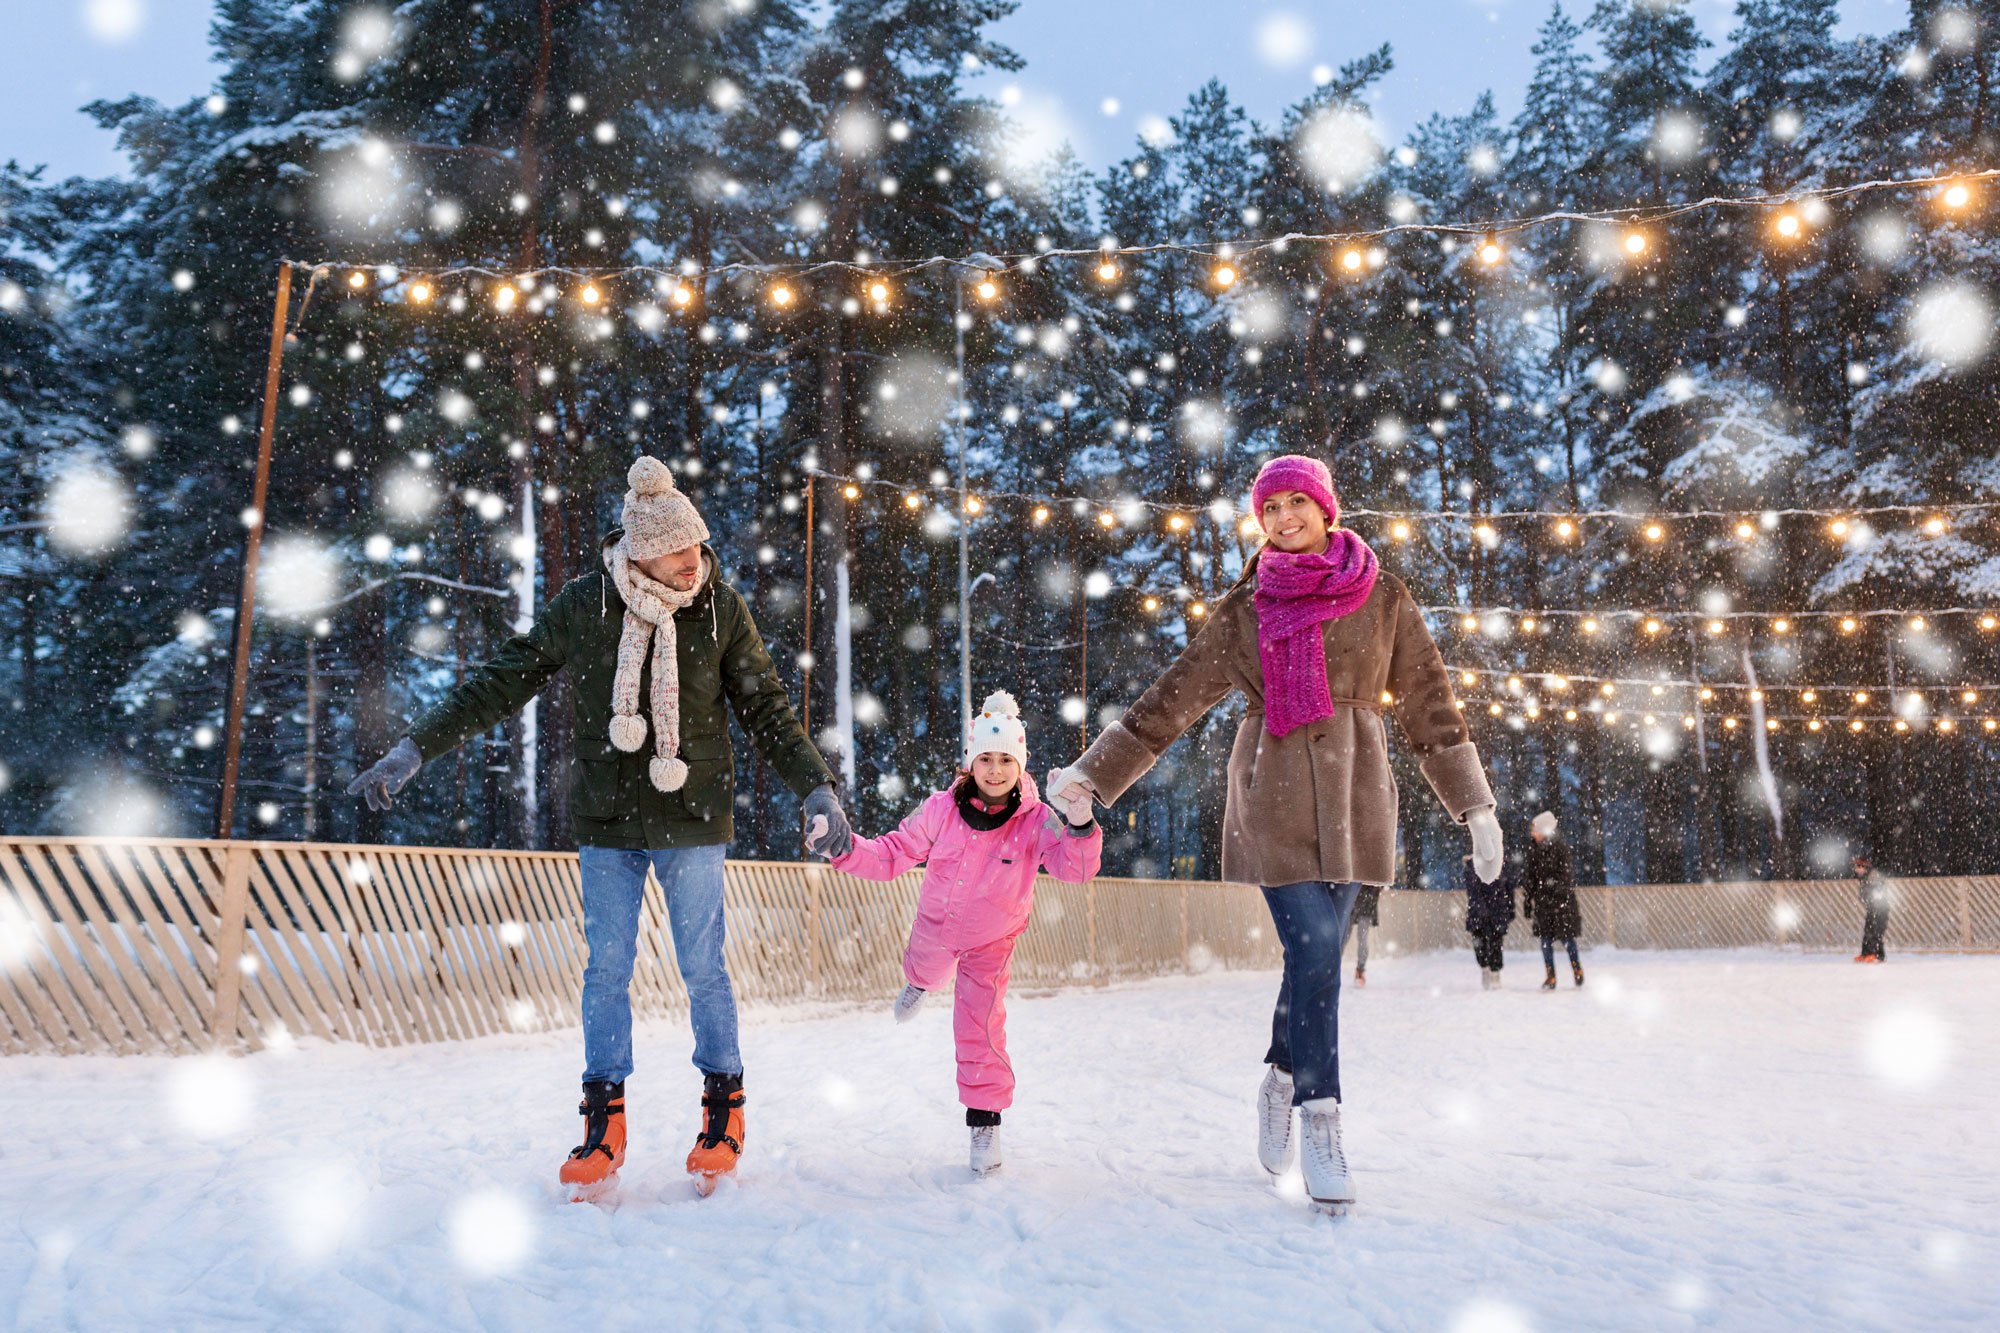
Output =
[{"x1": 1, "y1": 836, "x2": 1992, "y2": 1056}]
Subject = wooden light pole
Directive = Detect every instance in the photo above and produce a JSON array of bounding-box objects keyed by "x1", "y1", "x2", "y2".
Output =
[{"x1": 216, "y1": 261, "x2": 294, "y2": 839}]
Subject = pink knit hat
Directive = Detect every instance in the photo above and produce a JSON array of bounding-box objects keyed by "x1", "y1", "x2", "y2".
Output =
[{"x1": 1251, "y1": 454, "x2": 1341, "y2": 526}]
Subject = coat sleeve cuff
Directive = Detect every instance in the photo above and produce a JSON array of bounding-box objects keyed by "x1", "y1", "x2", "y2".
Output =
[
  {"x1": 1071, "y1": 721, "x2": 1158, "y2": 807},
  {"x1": 1420, "y1": 741, "x2": 1496, "y2": 823}
]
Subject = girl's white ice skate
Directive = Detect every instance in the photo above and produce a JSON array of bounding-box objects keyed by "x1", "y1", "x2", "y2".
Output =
[
  {"x1": 969, "y1": 1124, "x2": 1003, "y2": 1176},
  {"x1": 1299, "y1": 1096, "x2": 1355, "y2": 1215},
  {"x1": 1258, "y1": 1064, "x2": 1296, "y2": 1175},
  {"x1": 892, "y1": 983, "x2": 927, "y2": 1023}
]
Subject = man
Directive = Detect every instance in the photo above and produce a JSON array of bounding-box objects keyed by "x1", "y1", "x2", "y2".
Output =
[
  {"x1": 1522, "y1": 811, "x2": 1582, "y2": 990},
  {"x1": 1853, "y1": 855, "x2": 1891, "y2": 963},
  {"x1": 349, "y1": 455, "x2": 853, "y2": 1199}
]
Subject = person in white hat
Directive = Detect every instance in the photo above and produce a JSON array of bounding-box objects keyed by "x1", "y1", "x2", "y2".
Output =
[
  {"x1": 817, "y1": 691, "x2": 1101, "y2": 1177},
  {"x1": 349, "y1": 455, "x2": 852, "y2": 1199}
]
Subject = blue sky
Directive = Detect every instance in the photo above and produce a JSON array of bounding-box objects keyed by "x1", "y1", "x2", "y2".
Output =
[{"x1": 3, "y1": 0, "x2": 1910, "y2": 182}]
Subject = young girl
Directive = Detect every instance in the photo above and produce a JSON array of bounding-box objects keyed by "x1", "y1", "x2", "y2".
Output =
[{"x1": 823, "y1": 691, "x2": 1101, "y2": 1175}]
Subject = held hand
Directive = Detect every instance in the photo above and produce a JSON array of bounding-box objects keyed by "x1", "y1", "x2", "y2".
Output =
[
  {"x1": 345, "y1": 738, "x2": 422, "y2": 813},
  {"x1": 802, "y1": 784, "x2": 853, "y2": 858},
  {"x1": 1467, "y1": 806, "x2": 1504, "y2": 884},
  {"x1": 1046, "y1": 768, "x2": 1095, "y2": 826}
]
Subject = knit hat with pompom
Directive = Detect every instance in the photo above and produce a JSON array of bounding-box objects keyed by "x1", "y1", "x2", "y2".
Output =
[
  {"x1": 965, "y1": 690, "x2": 1029, "y2": 769},
  {"x1": 622, "y1": 455, "x2": 710, "y2": 561}
]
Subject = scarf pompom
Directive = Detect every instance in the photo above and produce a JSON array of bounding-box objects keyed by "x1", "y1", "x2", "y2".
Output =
[
  {"x1": 650, "y1": 755, "x2": 689, "y2": 792},
  {"x1": 609, "y1": 713, "x2": 649, "y2": 752}
]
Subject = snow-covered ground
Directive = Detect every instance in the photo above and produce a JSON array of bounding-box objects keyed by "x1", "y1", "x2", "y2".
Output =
[{"x1": 2, "y1": 949, "x2": 1995, "y2": 1331}]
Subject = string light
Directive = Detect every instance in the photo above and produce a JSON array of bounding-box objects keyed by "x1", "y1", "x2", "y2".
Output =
[
  {"x1": 1643, "y1": 523, "x2": 1666, "y2": 542},
  {"x1": 1923, "y1": 515, "x2": 1948, "y2": 535},
  {"x1": 974, "y1": 278, "x2": 1000, "y2": 302},
  {"x1": 964, "y1": 496, "x2": 984, "y2": 515},
  {"x1": 1097, "y1": 511, "x2": 1117, "y2": 529},
  {"x1": 1554, "y1": 518, "x2": 1576, "y2": 540},
  {"x1": 769, "y1": 282, "x2": 796, "y2": 308},
  {"x1": 1143, "y1": 596, "x2": 1160, "y2": 612},
  {"x1": 1828, "y1": 518, "x2": 1850, "y2": 540},
  {"x1": 1189, "y1": 602, "x2": 1207, "y2": 618},
  {"x1": 1622, "y1": 230, "x2": 1649, "y2": 256},
  {"x1": 1166, "y1": 513, "x2": 1189, "y2": 533},
  {"x1": 1390, "y1": 520, "x2": 1412, "y2": 541},
  {"x1": 1095, "y1": 259, "x2": 1121, "y2": 283},
  {"x1": 903, "y1": 492, "x2": 922, "y2": 510},
  {"x1": 841, "y1": 483, "x2": 861, "y2": 501},
  {"x1": 1339, "y1": 247, "x2": 1364, "y2": 273},
  {"x1": 1477, "y1": 240, "x2": 1504, "y2": 266},
  {"x1": 493, "y1": 285, "x2": 517, "y2": 312},
  {"x1": 670, "y1": 283, "x2": 695, "y2": 309},
  {"x1": 1773, "y1": 210, "x2": 1803, "y2": 239},
  {"x1": 347, "y1": 270, "x2": 368, "y2": 290},
  {"x1": 866, "y1": 279, "x2": 892, "y2": 306},
  {"x1": 1941, "y1": 180, "x2": 1973, "y2": 210},
  {"x1": 1211, "y1": 262, "x2": 1239, "y2": 289},
  {"x1": 1032, "y1": 505, "x2": 1051, "y2": 526},
  {"x1": 580, "y1": 283, "x2": 602, "y2": 306},
  {"x1": 408, "y1": 280, "x2": 433, "y2": 304}
]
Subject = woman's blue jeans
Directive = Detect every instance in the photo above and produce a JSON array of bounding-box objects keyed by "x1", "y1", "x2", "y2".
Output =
[{"x1": 1260, "y1": 881, "x2": 1361, "y2": 1105}]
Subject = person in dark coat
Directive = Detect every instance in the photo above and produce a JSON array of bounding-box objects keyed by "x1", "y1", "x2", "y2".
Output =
[
  {"x1": 1853, "y1": 855, "x2": 1891, "y2": 963},
  {"x1": 1462, "y1": 855, "x2": 1517, "y2": 989},
  {"x1": 1521, "y1": 811, "x2": 1582, "y2": 990},
  {"x1": 1347, "y1": 885, "x2": 1382, "y2": 986}
]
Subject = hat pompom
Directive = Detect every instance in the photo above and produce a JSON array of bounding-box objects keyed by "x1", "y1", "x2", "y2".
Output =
[
  {"x1": 609, "y1": 713, "x2": 649, "y2": 752},
  {"x1": 979, "y1": 690, "x2": 1020, "y2": 719},
  {"x1": 650, "y1": 755, "x2": 689, "y2": 792},
  {"x1": 627, "y1": 454, "x2": 677, "y2": 497}
]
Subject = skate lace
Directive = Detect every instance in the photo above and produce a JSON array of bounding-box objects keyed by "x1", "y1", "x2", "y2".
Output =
[
  {"x1": 971, "y1": 1126, "x2": 999, "y2": 1157},
  {"x1": 1303, "y1": 1107, "x2": 1347, "y2": 1178},
  {"x1": 698, "y1": 1089, "x2": 743, "y2": 1151},
  {"x1": 1261, "y1": 1077, "x2": 1292, "y2": 1140}
]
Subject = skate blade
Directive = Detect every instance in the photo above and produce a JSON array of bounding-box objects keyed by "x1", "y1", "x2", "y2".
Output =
[
  {"x1": 565, "y1": 1176, "x2": 620, "y2": 1206},
  {"x1": 690, "y1": 1169, "x2": 735, "y2": 1198},
  {"x1": 1309, "y1": 1199, "x2": 1352, "y2": 1218},
  {"x1": 970, "y1": 1163, "x2": 1003, "y2": 1179}
]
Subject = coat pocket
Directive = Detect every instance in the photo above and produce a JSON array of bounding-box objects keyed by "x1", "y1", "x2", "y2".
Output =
[
  {"x1": 571, "y1": 756, "x2": 625, "y2": 820},
  {"x1": 673, "y1": 731, "x2": 734, "y2": 823}
]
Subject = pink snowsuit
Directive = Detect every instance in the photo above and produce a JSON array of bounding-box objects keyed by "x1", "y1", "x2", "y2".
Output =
[{"x1": 831, "y1": 773, "x2": 1102, "y2": 1111}]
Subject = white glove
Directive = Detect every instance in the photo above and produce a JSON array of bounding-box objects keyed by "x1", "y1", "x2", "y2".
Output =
[
  {"x1": 1045, "y1": 765, "x2": 1097, "y2": 826},
  {"x1": 1467, "y1": 806, "x2": 1503, "y2": 884}
]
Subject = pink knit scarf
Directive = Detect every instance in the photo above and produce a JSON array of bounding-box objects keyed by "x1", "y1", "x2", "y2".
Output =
[{"x1": 1253, "y1": 531, "x2": 1381, "y2": 738}]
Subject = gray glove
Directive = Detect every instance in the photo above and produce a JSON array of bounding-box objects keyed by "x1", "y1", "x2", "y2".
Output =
[
  {"x1": 346, "y1": 737, "x2": 422, "y2": 812},
  {"x1": 802, "y1": 783, "x2": 853, "y2": 859}
]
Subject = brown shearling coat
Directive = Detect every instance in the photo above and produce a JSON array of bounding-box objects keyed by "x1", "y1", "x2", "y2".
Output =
[{"x1": 1072, "y1": 560, "x2": 1493, "y2": 888}]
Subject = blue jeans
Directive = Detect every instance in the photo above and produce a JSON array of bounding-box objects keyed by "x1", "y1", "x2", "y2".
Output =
[
  {"x1": 1260, "y1": 881, "x2": 1360, "y2": 1105},
  {"x1": 578, "y1": 844, "x2": 740, "y2": 1083},
  {"x1": 1541, "y1": 936, "x2": 1581, "y2": 969}
]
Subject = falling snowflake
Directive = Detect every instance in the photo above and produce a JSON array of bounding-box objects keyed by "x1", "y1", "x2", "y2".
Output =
[
  {"x1": 1905, "y1": 283, "x2": 1993, "y2": 368},
  {"x1": 44, "y1": 459, "x2": 132, "y2": 555},
  {"x1": 446, "y1": 1190, "x2": 535, "y2": 1276}
]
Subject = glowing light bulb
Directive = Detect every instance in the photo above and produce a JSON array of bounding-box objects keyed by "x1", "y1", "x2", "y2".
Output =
[
  {"x1": 975, "y1": 278, "x2": 999, "y2": 302},
  {"x1": 1909, "y1": 615, "x2": 1928, "y2": 632},
  {"x1": 1623, "y1": 230, "x2": 1648, "y2": 256},
  {"x1": 494, "y1": 286, "x2": 518, "y2": 311},
  {"x1": 1340, "y1": 248, "x2": 1363, "y2": 272},
  {"x1": 904, "y1": 493, "x2": 922, "y2": 510},
  {"x1": 1211, "y1": 262, "x2": 1238, "y2": 289},
  {"x1": 1773, "y1": 618, "x2": 1791, "y2": 634},
  {"x1": 1644, "y1": 618, "x2": 1663, "y2": 635},
  {"x1": 1143, "y1": 596, "x2": 1160, "y2": 612},
  {"x1": 1098, "y1": 511, "x2": 1116, "y2": 529},
  {"x1": 670, "y1": 284, "x2": 694, "y2": 308},
  {"x1": 1983, "y1": 615, "x2": 1999, "y2": 632},
  {"x1": 1809, "y1": 719, "x2": 1823, "y2": 732},
  {"x1": 1096, "y1": 260, "x2": 1120, "y2": 283},
  {"x1": 1707, "y1": 619, "x2": 1725, "y2": 635},
  {"x1": 1962, "y1": 690, "x2": 1979, "y2": 705},
  {"x1": 1555, "y1": 518, "x2": 1576, "y2": 540},
  {"x1": 770, "y1": 283, "x2": 796, "y2": 308},
  {"x1": 964, "y1": 496, "x2": 984, "y2": 515},
  {"x1": 1773, "y1": 211, "x2": 1802, "y2": 239},
  {"x1": 1922, "y1": 515, "x2": 1947, "y2": 536},
  {"x1": 1644, "y1": 523, "x2": 1665, "y2": 542},
  {"x1": 1189, "y1": 602, "x2": 1207, "y2": 618},
  {"x1": 867, "y1": 280, "x2": 890, "y2": 305},
  {"x1": 1582, "y1": 618, "x2": 1600, "y2": 635},
  {"x1": 409, "y1": 281, "x2": 433, "y2": 304},
  {"x1": 1853, "y1": 690, "x2": 1870, "y2": 705},
  {"x1": 1828, "y1": 518, "x2": 1850, "y2": 539},
  {"x1": 1735, "y1": 521, "x2": 1756, "y2": 540},
  {"x1": 1840, "y1": 617, "x2": 1859, "y2": 634},
  {"x1": 1802, "y1": 690, "x2": 1818, "y2": 704},
  {"x1": 580, "y1": 283, "x2": 602, "y2": 306},
  {"x1": 1942, "y1": 181, "x2": 1972, "y2": 210},
  {"x1": 1478, "y1": 240, "x2": 1504, "y2": 266},
  {"x1": 1390, "y1": 520, "x2": 1411, "y2": 541},
  {"x1": 1032, "y1": 505, "x2": 1050, "y2": 526},
  {"x1": 348, "y1": 270, "x2": 368, "y2": 290},
  {"x1": 1461, "y1": 614, "x2": 1479, "y2": 632},
  {"x1": 841, "y1": 483, "x2": 860, "y2": 501}
]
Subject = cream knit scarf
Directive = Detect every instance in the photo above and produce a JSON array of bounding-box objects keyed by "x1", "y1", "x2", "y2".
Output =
[{"x1": 605, "y1": 540, "x2": 703, "y2": 792}]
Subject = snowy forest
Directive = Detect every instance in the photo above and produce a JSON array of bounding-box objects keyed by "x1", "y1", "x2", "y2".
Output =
[{"x1": 2, "y1": 0, "x2": 1997, "y2": 888}]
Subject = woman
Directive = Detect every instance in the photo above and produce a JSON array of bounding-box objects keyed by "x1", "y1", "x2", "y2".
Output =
[
  {"x1": 1521, "y1": 811, "x2": 1582, "y2": 990},
  {"x1": 1049, "y1": 453, "x2": 1502, "y2": 1215}
]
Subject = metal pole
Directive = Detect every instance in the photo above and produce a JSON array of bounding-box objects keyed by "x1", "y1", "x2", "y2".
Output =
[
  {"x1": 217, "y1": 261, "x2": 294, "y2": 840},
  {"x1": 955, "y1": 279, "x2": 973, "y2": 753},
  {"x1": 802, "y1": 475, "x2": 815, "y2": 741}
]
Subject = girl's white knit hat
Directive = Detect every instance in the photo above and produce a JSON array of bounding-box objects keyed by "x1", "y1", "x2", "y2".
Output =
[
  {"x1": 966, "y1": 691, "x2": 1029, "y2": 768},
  {"x1": 1531, "y1": 811, "x2": 1558, "y2": 838}
]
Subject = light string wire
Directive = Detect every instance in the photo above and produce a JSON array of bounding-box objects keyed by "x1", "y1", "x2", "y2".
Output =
[
  {"x1": 288, "y1": 167, "x2": 2000, "y2": 284},
  {"x1": 806, "y1": 469, "x2": 2000, "y2": 528}
]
